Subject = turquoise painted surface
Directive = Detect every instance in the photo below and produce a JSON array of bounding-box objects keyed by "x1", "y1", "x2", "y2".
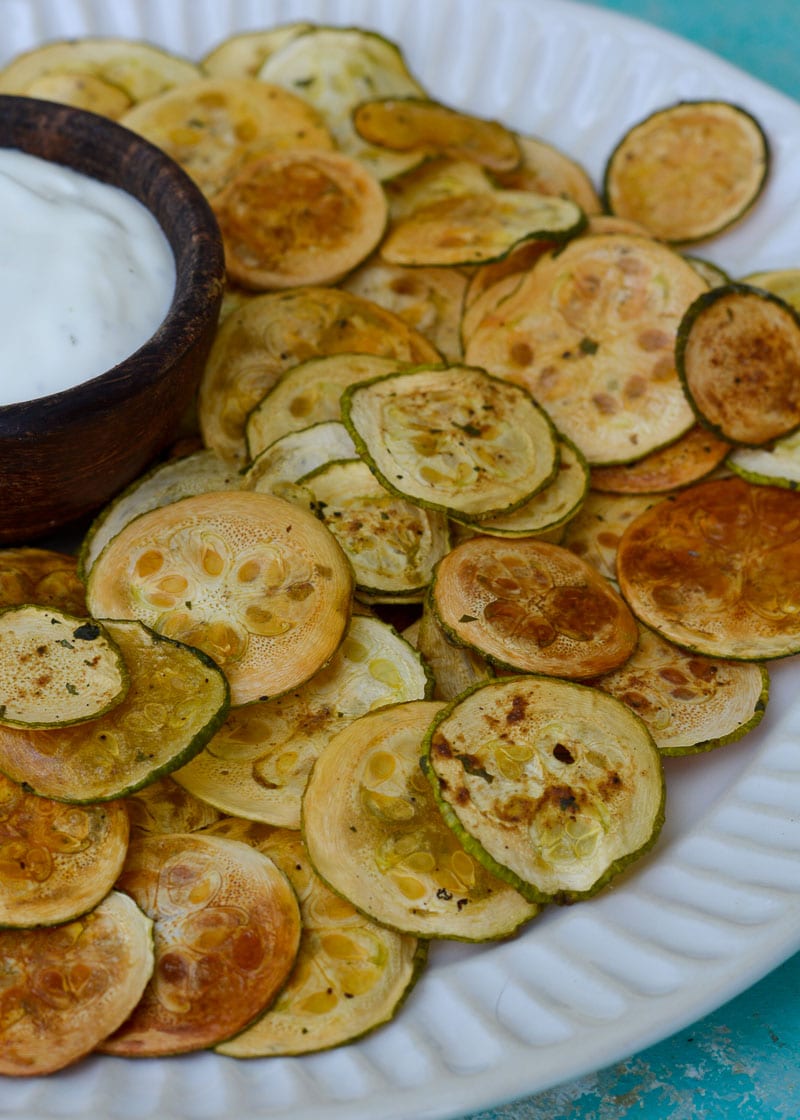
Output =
[{"x1": 462, "y1": 2, "x2": 800, "y2": 1118}]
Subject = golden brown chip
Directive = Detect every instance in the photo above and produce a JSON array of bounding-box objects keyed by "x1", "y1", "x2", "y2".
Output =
[
  {"x1": 494, "y1": 133, "x2": 602, "y2": 214},
  {"x1": 591, "y1": 425, "x2": 731, "y2": 494},
  {"x1": 0, "y1": 547, "x2": 86, "y2": 615}
]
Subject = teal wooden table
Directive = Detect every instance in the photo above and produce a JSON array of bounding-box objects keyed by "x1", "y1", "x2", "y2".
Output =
[{"x1": 462, "y1": 2, "x2": 800, "y2": 1118}]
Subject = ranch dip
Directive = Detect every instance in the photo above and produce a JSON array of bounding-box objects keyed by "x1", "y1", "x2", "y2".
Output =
[{"x1": 0, "y1": 148, "x2": 175, "y2": 406}]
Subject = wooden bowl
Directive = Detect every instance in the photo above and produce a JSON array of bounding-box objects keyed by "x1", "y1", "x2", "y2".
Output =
[{"x1": 0, "y1": 95, "x2": 225, "y2": 544}]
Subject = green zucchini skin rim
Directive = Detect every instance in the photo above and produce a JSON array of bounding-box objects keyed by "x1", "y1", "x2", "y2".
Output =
[
  {"x1": 656, "y1": 662, "x2": 770, "y2": 757},
  {"x1": 422, "y1": 675, "x2": 667, "y2": 906},
  {"x1": 0, "y1": 621, "x2": 232, "y2": 804},
  {"x1": 602, "y1": 98, "x2": 771, "y2": 246},
  {"x1": 341, "y1": 363, "x2": 561, "y2": 523},
  {"x1": 675, "y1": 281, "x2": 800, "y2": 447}
]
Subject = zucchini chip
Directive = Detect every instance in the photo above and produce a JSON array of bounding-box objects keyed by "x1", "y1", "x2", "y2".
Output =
[
  {"x1": 676, "y1": 283, "x2": 800, "y2": 445},
  {"x1": 0, "y1": 619, "x2": 229, "y2": 802},
  {"x1": 0, "y1": 547, "x2": 86, "y2": 615},
  {"x1": 86, "y1": 491, "x2": 353, "y2": 706},
  {"x1": 257, "y1": 26, "x2": 428, "y2": 180},
  {"x1": 381, "y1": 189, "x2": 584, "y2": 267},
  {"x1": 79, "y1": 449, "x2": 241, "y2": 580},
  {"x1": 464, "y1": 233, "x2": 706, "y2": 465},
  {"x1": 742, "y1": 267, "x2": 800, "y2": 310},
  {"x1": 591, "y1": 425, "x2": 731, "y2": 495},
  {"x1": 342, "y1": 259, "x2": 468, "y2": 362},
  {"x1": 352, "y1": 97, "x2": 521, "y2": 173},
  {"x1": 124, "y1": 775, "x2": 222, "y2": 836},
  {"x1": 173, "y1": 615, "x2": 430, "y2": 829},
  {"x1": 212, "y1": 149, "x2": 388, "y2": 290},
  {"x1": 245, "y1": 352, "x2": 406, "y2": 462},
  {"x1": 302, "y1": 701, "x2": 540, "y2": 939},
  {"x1": 603, "y1": 100, "x2": 769, "y2": 243},
  {"x1": 0, "y1": 890, "x2": 153, "y2": 1076},
  {"x1": 198, "y1": 287, "x2": 440, "y2": 465},
  {"x1": 561, "y1": 492, "x2": 660, "y2": 581},
  {"x1": 342, "y1": 364, "x2": 559, "y2": 521},
  {"x1": 0, "y1": 606, "x2": 128, "y2": 729},
  {"x1": 416, "y1": 596, "x2": 493, "y2": 701},
  {"x1": 201, "y1": 24, "x2": 314, "y2": 78},
  {"x1": 245, "y1": 421, "x2": 357, "y2": 496},
  {"x1": 303, "y1": 458, "x2": 451, "y2": 601},
  {"x1": 617, "y1": 476, "x2": 800, "y2": 659},
  {"x1": 493, "y1": 133, "x2": 603, "y2": 214},
  {"x1": 593, "y1": 624, "x2": 769, "y2": 755},
  {"x1": 0, "y1": 37, "x2": 201, "y2": 118},
  {"x1": 385, "y1": 156, "x2": 495, "y2": 221},
  {"x1": 450, "y1": 436, "x2": 589, "y2": 538},
  {"x1": 431, "y1": 536, "x2": 639, "y2": 678},
  {"x1": 0, "y1": 773, "x2": 129, "y2": 929},
  {"x1": 727, "y1": 427, "x2": 800, "y2": 490},
  {"x1": 100, "y1": 832, "x2": 301, "y2": 1056},
  {"x1": 209, "y1": 820, "x2": 425, "y2": 1056},
  {"x1": 120, "y1": 77, "x2": 334, "y2": 200},
  {"x1": 425, "y1": 677, "x2": 664, "y2": 903}
]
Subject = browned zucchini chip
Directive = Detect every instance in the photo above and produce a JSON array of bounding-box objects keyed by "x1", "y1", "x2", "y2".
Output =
[
  {"x1": 0, "y1": 890, "x2": 154, "y2": 1076},
  {"x1": 208, "y1": 819, "x2": 426, "y2": 1056},
  {"x1": 342, "y1": 364, "x2": 559, "y2": 521},
  {"x1": 86, "y1": 491, "x2": 353, "y2": 706},
  {"x1": 676, "y1": 283, "x2": 800, "y2": 445},
  {"x1": 198, "y1": 287, "x2": 440, "y2": 466},
  {"x1": 120, "y1": 77, "x2": 334, "y2": 199},
  {"x1": 352, "y1": 97, "x2": 521, "y2": 173},
  {"x1": 212, "y1": 149, "x2": 388, "y2": 290},
  {"x1": 431, "y1": 535, "x2": 639, "y2": 678},
  {"x1": 0, "y1": 619, "x2": 229, "y2": 802},
  {"x1": 591, "y1": 425, "x2": 731, "y2": 494},
  {"x1": 464, "y1": 234, "x2": 706, "y2": 465},
  {"x1": 100, "y1": 832, "x2": 301, "y2": 1056},
  {"x1": 381, "y1": 188, "x2": 584, "y2": 267},
  {"x1": 385, "y1": 156, "x2": 494, "y2": 221},
  {"x1": 592, "y1": 624, "x2": 769, "y2": 755},
  {"x1": 303, "y1": 701, "x2": 540, "y2": 939},
  {"x1": 303, "y1": 458, "x2": 451, "y2": 600},
  {"x1": 124, "y1": 775, "x2": 222, "y2": 836},
  {"x1": 0, "y1": 773, "x2": 129, "y2": 928},
  {"x1": 173, "y1": 614, "x2": 430, "y2": 829},
  {"x1": 0, "y1": 606, "x2": 128, "y2": 729},
  {"x1": 561, "y1": 492, "x2": 661, "y2": 581},
  {"x1": 617, "y1": 476, "x2": 800, "y2": 659},
  {"x1": 493, "y1": 133, "x2": 602, "y2": 214},
  {"x1": 603, "y1": 99, "x2": 769, "y2": 243},
  {"x1": 0, "y1": 547, "x2": 86, "y2": 615},
  {"x1": 424, "y1": 676, "x2": 664, "y2": 903}
]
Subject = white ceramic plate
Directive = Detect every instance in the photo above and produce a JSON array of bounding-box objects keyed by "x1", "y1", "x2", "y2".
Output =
[{"x1": 3, "y1": 2, "x2": 800, "y2": 1118}]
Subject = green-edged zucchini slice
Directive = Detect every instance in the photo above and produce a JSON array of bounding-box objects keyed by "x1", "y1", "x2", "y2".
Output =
[
  {"x1": 450, "y1": 436, "x2": 589, "y2": 537},
  {"x1": 617, "y1": 476, "x2": 800, "y2": 659},
  {"x1": 416, "y1": 595, "x2": 493, "y2": 702},
  {"x1": 100, "y1": 832, "x2": 301, "y2": 1057},
  {"x1": 79, "y1": 449, "x2": 241, "y2": 580},
  {"x1": 0, "y1": 890, "x2": 154, "y2": 1077},
  {"x1": 244, "y1": 421, "x2": 357, "y2": 495},
  {"x1": 257, "y1": 26, "x2": 428, "y2": 180},
  {"x1": 302, "y1": 700, "x2": 540, "y2": 939},
  {"x1": 245, "y1": 352, "x2": 407, "y2": 462},
  {"x1": 431, "y1": 536, "x2": 639, "y2": 678},
  {"x1": 603, "y1": 99, "x2": 769, "y2": 244},
  {"x1": 385, "y1": 156, "x2": 495, "y2": 221},
  {"x1": 173, "y1": 614, "x2": 431, "y2": 829},
  {"x1": 0, "y1": 772, "x2": 129, "y2": 929},
  {"x1": 0, "y1": 619, "x2": 229, "y2": 802},
  {"x1": 424, "y1": 676, "x2": 664, "y2": 903},
  {"x1": 561, "y1": 492, "x2": 661, "y2": 581},
  {"x1": 591, "y1": 425, "x2": 731, "y2": 495},
  {"x1": 492, "y1": 132, "x2": 602, "y2": 215},
  {"x1": 342, "y1": 364, "x2": 559, "y2": 521},
  {"x1": 85, "y1": 490, "x2": 354, "y2": 706},
  {"x1": 207, "y1": 819, "x2": 426, "y2": 1056},
  {"x1": 464, "y1": 234, "x2": 706, "y2": 465},
  {"x1": 352, "y1": 97, "x2": 521, "y2": 173},
  {"x1": 0, "y1": 547, "x2": 86, "y2": 615},
  {"x1": 303, "y1": 458, "x2": 451, "y2": 601},
  {"x1": 676, "y1": 283, "x2": 800, "y2": 446},
  {"x1": 593, "y1": 624, "x2": 769, "y2": 755},
  {"x1": 726, "y1": 427, "x2": 800, "y2": 489},
  {"x1": 201, "y1": 24, "x2": 314, "y2": 78},
  {"x1": 0, "y1": 606, "x2": 128, "y2": 729},
  {"x1": 381, "y1": 189, "x2": 584, "y2": 267},
  {"x1": 685, "y1": 255, "x2": 730, "y2": 288}
]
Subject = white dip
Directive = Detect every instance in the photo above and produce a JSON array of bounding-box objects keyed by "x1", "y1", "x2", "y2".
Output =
[{"x1": 0, "y1": 148, "x2": 175, "y2": 406}]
